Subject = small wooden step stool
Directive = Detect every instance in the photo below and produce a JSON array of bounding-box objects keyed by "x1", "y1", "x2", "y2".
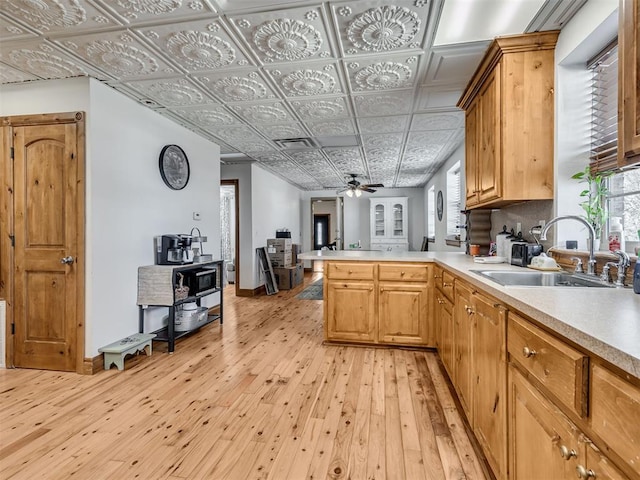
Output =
[{"x1": 99, "y1": 333, "x2": 156, "y2": 371}]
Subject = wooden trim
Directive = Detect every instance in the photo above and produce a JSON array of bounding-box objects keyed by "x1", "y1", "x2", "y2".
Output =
[
  {"x1": 75, "y1": 113, "x2": 86, "y2": 374},
  {"x1": 221, "y1": 179, "x2": 240, "y2": 295},
  {"x1": 1, "y1": 111, "x2": 83, "y2": 127},
  {"x1": 0, "y1": 125, "x2": 14, "y2": 368},
  {"x1": 82, "y1": 355, "x2": 103, "y2": 375},
  {"x1": 236, "y1": 284, "x2": 266, "y2": 297}
]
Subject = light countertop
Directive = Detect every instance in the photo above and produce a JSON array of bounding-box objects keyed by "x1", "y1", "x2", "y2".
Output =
[{"x1": 299, "y1": 250, "x2": 640, "y2": 379}]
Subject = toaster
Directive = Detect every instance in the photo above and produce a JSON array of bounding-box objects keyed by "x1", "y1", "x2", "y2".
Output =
[{"x1": 511, "y1": 243, "x2": 543, "y2": 267}]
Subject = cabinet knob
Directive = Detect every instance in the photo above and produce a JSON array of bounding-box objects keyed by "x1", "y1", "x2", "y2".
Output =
[
  {"x1": 443, "y1": 282, "x2": 452, "y2": 287},
  {"x1": 559, "y1": 445, "x2": 577, "y2": 460},
  {"x1": 576, "y1": 465, "x2": 595, "y2": 480},
  {"x1": 348, "y1": 270, "x2": 353, "y2": 274},
  {"x1": 464, "y1": 305, "x2": 474, "y2": 315},
  {"x1": 522, "y1": 346, "x2": 537, "y2": 358},
  {"x1": 400, "y1": 271, "x2": 405, "y2": 276},
  {"x1": 434, "y1": 275, "x2": 442, "y2": 279}
]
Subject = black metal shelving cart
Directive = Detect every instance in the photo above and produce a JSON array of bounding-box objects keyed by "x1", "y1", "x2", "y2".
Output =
[{"x1": 137, "y1": 260, "x2": 223, "y2": 353}]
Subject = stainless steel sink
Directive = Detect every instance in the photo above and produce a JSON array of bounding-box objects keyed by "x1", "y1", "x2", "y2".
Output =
[{"x1": 471, "y1": 270, "x2": 614, "y2": 288}]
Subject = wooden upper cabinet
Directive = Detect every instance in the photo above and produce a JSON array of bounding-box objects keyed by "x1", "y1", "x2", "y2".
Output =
[
  {"x1": 619, "y1": 0, "x2": 640, "y2": 165},
  {"x1": 458, "y1": 31, "x2": 558, "y2": 209}
]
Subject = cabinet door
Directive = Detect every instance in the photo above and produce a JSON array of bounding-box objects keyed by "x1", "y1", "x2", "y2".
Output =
[
  {"x1": 454, "y1": 281, "x2": 474, "y2": 421},
  {"x1": 478, "y1": 63, "x2": 501, "y2": 203},
  {"x1": 473, "y1": 293, "x2": 507, "y2": 480},
  {"x1": 371, "y1": 201, "x2": 387, "y2": 239},
  {"x1": 509, "y1": 366, "x2": 585, "y2": 480},
  {"x1": 378, "y1": 281, "x2": 429, "y2": 345},
  {"x1": 325, "y1": 280, "x2": 375, "y2": 343},
  {"x1": 465, "y1": 100, "x2": 479, "y2": 206},
  {"x1": 436, "y1": 293, "x2": 454, "y2": 378},
  {"x1": 619, "y1": 0, "x2": 640, "y2": 165},
  {"x1": 390, "y1": 201, "x2": 406, "y2": 238}
]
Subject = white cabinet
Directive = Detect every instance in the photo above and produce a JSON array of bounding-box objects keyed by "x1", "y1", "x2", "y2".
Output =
[{"x1": 370, "y1": 197, "x2": 408, "y2": 251}]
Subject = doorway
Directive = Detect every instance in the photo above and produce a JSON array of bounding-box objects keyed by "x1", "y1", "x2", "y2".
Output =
[
  {"x1": 220, "y1": 180, "x2": 239, "y2": 296},
  {"x1": 311, "y1": 197, "x2": 343, "y2": 251},
  {"x1": 313, "y1": 214, "x2": 330, "y2": 250}
]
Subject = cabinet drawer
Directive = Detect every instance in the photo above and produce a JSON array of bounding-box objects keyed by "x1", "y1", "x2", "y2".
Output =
[
  {"x1": 441, "y1": 270, "x2": 454, "y2": 300},
  {"x1": 590, "y1": 364, "x2": 640, "y2": 478},
  {"x1": 379, "y1": 263, "x2": 429, "y2": 282},
  {"x1": 326, "y1": 262, "x2": 375, "y2": 280},
  {"x1": 508, "y1": 313, "x2": 588, "y2": 417}
]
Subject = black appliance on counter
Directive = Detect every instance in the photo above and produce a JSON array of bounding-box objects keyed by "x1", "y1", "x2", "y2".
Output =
[
  {"x1": 511, "y1": 243, "x2": 543, "y2": 267},
  {"x1": 155, "y1": 234, "x2": 194, "y2": 265}
]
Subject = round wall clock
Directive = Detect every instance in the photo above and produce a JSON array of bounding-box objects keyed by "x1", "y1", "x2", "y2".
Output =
[
  {"x1": 437, "y1": 190, "x2": 444, "y2": 221},
  {"x1": 159, "y1": 144, "x2": 190, "y2": 190}
]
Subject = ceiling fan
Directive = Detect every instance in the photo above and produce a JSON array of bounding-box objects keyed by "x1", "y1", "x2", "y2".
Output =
[{"x1": 336, "y1": 174, "x2": 384, "y2": 197}]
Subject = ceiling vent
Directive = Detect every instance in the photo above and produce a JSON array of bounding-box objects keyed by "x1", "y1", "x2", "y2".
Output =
[{"x1": 273, "y1": 137, "x2": 319, "y2": 150}]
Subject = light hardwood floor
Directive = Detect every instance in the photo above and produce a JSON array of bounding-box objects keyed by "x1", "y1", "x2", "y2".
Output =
[{"x1": 0, "y1": 276, "x2": 489, "y2": 480}]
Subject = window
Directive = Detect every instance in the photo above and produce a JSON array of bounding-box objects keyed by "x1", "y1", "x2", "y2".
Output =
[
  {"x1": 446, "y1": 162, "x2": 461, "y2": 237},
  {"x1": 588, "y1": 41, "x2": 640, "y2": 253},
  {"x1": 427, "y1": 185, "x2": 435, "y2": 239}
]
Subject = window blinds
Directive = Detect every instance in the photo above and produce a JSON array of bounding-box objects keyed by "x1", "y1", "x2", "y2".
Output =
[{"x1": 589, "y1": 41, "x2": 619, "y2": 173}]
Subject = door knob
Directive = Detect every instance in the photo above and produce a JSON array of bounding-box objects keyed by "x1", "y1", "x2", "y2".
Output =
[{"x1": 60, "y1": 256, "x2": 74, "y2": 265}]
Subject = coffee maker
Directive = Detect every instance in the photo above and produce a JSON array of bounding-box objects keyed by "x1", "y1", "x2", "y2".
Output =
[{"x1": 155, "y1": 234, "x2": 194, "y2": 265}]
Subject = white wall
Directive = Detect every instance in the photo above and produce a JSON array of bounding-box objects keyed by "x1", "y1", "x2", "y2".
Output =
[
  {"x1": 221, "y1": 163, "x2": 302, "y2": 290},
  {"x1": 1, "y1": 77, "x2": 221, "y2": 357},
  {"x1": 425, "y1": 144, "x2": 466, "y2": 252},
  {"x1": 553, "y1": 0, "x2": 618, "y2": 248}
]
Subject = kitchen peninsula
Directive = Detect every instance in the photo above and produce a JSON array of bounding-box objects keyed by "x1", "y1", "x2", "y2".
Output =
[{"x1": 299, "y1": 249, "x2": 640, "y2": 480}]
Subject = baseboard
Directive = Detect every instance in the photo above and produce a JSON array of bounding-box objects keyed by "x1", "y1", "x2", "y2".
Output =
[
  {"x1": 82, "y1": 355, "x2": 103, "y2": 375},
  {"x1": 237, "y1": 285, "x2": 266, "y2": 297}
]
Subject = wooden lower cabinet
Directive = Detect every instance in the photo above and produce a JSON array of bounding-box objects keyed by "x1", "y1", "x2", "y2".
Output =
[
  {"x1": 509, "y1": 366, "x2": 584, "y2": 480},
  {"x1": 584, "y1": 443, "x2": 628, "y2": 480},
  {"x1": 325, "y1": 280, "x2": 375, "y2": 342},
  {"x1": 379, "y1": 281, "x2": 429, "y2": 345},
  {"x1": 324, "y1": 261, "x2": 433, "y2": 346}
]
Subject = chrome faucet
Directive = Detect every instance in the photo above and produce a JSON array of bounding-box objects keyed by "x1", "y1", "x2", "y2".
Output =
[
  {"x1": 612, "y1": 250, "x2": 630, "y2": 287},
  {"x1": 540, "y1": 216, "x2": 597, "y2": 276}
]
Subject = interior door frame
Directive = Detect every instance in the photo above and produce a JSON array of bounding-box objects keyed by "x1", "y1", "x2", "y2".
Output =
[
  {"x1": 221, "y1": 179, "x2": 240, "y2": 296},
  {"x1": 0, "y1": 112, "x2": 86, "y2": 373},
  {"x1": 310, "y1": 197, "x2": 344, "y2": 251}
]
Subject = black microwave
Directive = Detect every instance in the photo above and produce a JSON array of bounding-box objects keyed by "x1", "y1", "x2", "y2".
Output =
[{"x1": 184, "y1": 267, "x2": 217, "y2": 296}]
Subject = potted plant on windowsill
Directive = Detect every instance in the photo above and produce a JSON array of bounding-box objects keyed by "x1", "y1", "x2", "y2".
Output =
[{"x1": 571, "y1": 165, "x2": 610, "y2": 250}]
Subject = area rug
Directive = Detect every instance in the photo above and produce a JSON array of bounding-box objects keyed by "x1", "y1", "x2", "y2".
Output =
[{"x1": 296, "y1": 278, "x2": 323, "y2": 300}]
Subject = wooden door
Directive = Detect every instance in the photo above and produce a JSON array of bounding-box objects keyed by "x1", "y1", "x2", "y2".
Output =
[
  {"x1": 325, "y1": 280, "x2": 375, "y2": 343},
  {"x1": 453, "y1": 281, "x2": 474, "y2": 421},
  {"x1": 473, "y1": 293, "x2": 507, "y2": 480},
  {"x1": 508, "y1": 366, "x2": 584, "y2": 480},
  {"x1": 378, "y1": 282, "x2": 429, "y2": 345},
  {"x1": 12, "y1": 121, "x2": 82, "y2": 371},
  {"x1": 478, "y1": 63, "x2": 501, "y2": 203},
  {"x1": 465, "y1": 100, "x2": 479, "y2": 206}
]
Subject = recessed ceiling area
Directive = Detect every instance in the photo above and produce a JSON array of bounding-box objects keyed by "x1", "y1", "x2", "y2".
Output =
[{"x1": 0, "y1": 0, "x2": 586, "y2": 191}]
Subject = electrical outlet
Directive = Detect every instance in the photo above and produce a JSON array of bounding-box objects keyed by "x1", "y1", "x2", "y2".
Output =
[{"x1": 193, "y1": 212, "x2": 201, "y2": 221}]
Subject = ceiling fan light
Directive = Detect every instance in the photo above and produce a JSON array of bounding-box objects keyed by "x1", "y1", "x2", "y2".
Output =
[
  {"x1": 346, "y1": 189, "x2": 354, "y2": 197},
  {"x1": 355, "y1": 189, "x2": 362, "y2": 197}
]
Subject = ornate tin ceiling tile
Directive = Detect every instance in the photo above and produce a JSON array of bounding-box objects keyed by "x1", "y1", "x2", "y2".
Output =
[
  {"x1": 0, "y1": 13, "x2": 39, "y2": 41},
  {"x1": 1, "y1": 0, "x2": 119, "y2": 36},
  {"x1": 347, "y1": 54, "x2": 419, "y2": 91},
  {"x1": 58, "y1": 30, "x2": 179, "y2": 80},
  {"x1": 358, "y1": 115, "x2": 409, "y2": 134},
  {"x1": 305, "y1": 118, "x2": 355, "y2": 136},
  {"x1": 171, "y1": 104, "x2": 241, "y2": 127},
  {"x1": 266, "y1": 61, "x2": 344, "y2": 97},
  {"x1": 232, "y1": 101, "x2": 294, "y2": 124},
  {"x1": 331, "y1": 1, "x2": 428, "y2": 56},
  {"x1": 0, "y1": 61, "x2": 41, "y2": 82},
  {"x1": 255, "y1": 123, "x2": 307, "y2": 139},
  {"x1": 227, "y1": 138, "x2": 275, "y2": 153},
  {"x1": 410, "y1": 111, "x2": 463, "y2": 131},
  {"x1": 94, "y1": 0, "x2": 216, "y2": 25},
  {"x1": 290, "y1": 97, "x2": 350, "y2": 120},
  {"x1": 362, "y1": 133, "x2": 403, "y2": 150},
  {"x1": 196, "y1": 70, "x2": 276, "y2": 102},
  {"x1": 353, "y1": 90, "x2": 413, "y2": 116},
  {"x1": 229, "y1": 6, "x2": 333, "y2": 64},
  {"x1": 135, "y1": 19, "x2": 253, "y2": 71},
  {"x1": 214, "y1": 125, "x2": 263, "y2": 142},
  {"x1": 126, "y1": 76, "x2": 213, "y2": 106}
]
